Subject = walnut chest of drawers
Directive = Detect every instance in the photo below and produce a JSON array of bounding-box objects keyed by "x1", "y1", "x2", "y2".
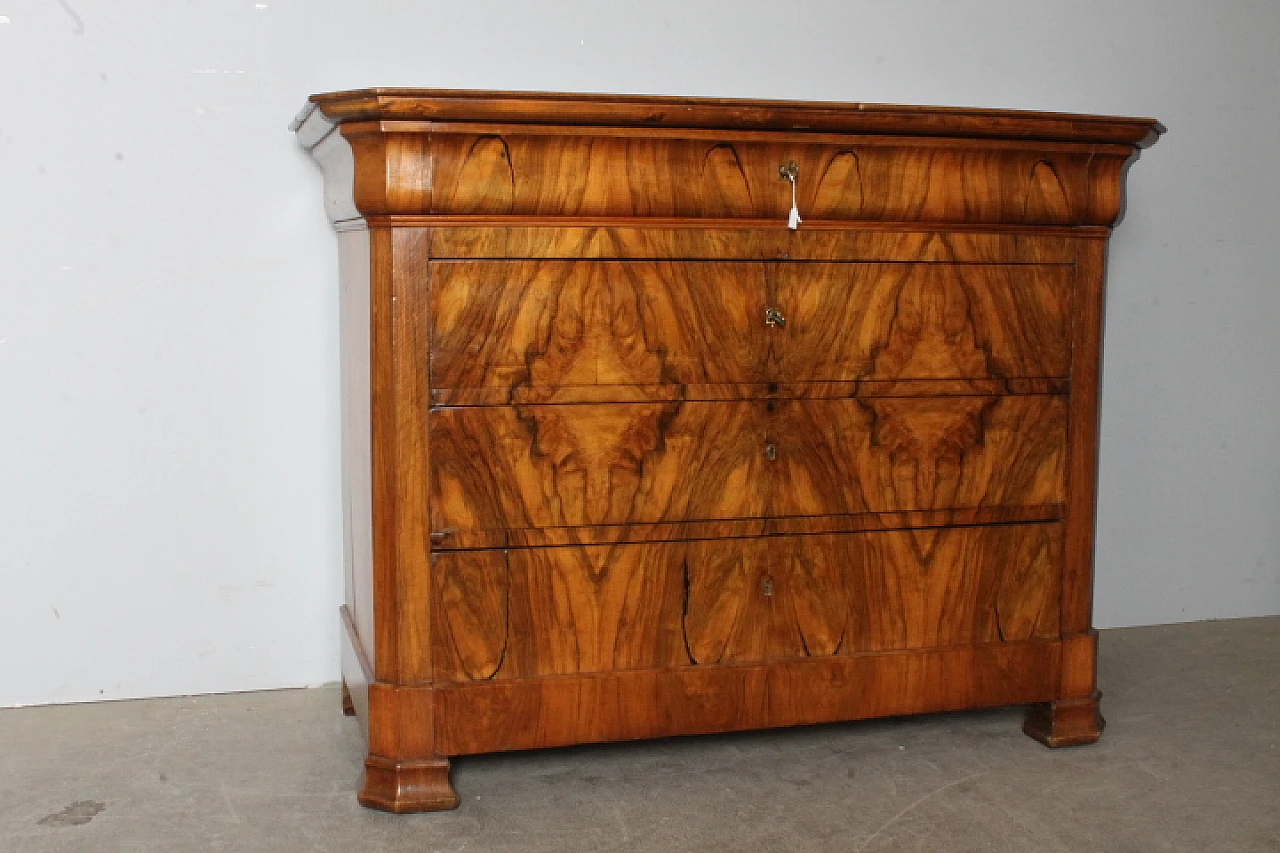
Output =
[{"x1": 292, "y1": 89, "x2": 1162, "y2": 812}]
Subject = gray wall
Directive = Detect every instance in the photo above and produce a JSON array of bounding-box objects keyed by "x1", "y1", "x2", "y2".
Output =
[{"x1": 1, "y1": 0, "x2": 1276, "y2": 707}]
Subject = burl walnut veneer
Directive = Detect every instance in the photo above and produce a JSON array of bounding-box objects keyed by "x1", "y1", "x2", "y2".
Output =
[{"x1": 293, "y1": 89, "x2": 1162, "y2": 812}]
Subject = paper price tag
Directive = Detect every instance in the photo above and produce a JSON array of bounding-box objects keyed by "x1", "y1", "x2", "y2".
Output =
[{"x1": 781, "y1": 164, "x2": 802, "y2": 230}]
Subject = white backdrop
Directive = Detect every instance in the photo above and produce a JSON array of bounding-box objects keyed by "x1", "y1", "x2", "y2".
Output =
[{"x1": 2, "y1": 0, "x2": 1277, "y2": 708}]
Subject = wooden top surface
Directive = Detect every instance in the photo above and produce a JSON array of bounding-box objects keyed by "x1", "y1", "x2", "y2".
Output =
[{"x1": 297, "y1": 88, "x2": 1163, "y2": 148}]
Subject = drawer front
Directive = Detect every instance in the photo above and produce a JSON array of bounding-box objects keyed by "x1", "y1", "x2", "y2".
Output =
[
  {"x1": 431, "y1": 522, "x2": 1062, "y2": 681},
  {"x1": 430, "y1": 260, "x2": 767, "y2": 394},
  {"x1": 424, "y1": 131, "x2": 1111, "y2": 225},
  {"x1": 429, "y1": 396, "x2": 1065, "y2": 533},
  {"x1": 430, "y1": 261, "x2": 1072, "y2": 395}
]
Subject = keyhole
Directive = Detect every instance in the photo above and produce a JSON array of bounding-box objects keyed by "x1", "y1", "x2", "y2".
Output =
[
  {"x1": 764, "y1": 442, "x2": 777, "y2": 461},
  {"x1": 761, "y1": 577, "x2": 774, "y2": 597}
]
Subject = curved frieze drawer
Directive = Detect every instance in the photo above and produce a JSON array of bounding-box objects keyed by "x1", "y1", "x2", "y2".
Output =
[{"x1": 338, "y1": 124, "x2": 1135, "y2": 226}]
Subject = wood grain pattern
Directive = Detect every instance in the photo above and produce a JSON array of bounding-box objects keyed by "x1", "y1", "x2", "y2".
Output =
[
  {"x1": 337, "y1": 129, "x2": 432, "y2": 222},
  {"x1": 845, "y1": 523, "x2": 1062, "y2": 651},
  {"x1": 425, "y1": 226, "x2": 1081, "y2": 263},
  {"x1": 367, "y1": 227, "x2": 401, "y2": 682},
  {"x1": 363, "y1": 676, "x2": 457, "y2": 811},
  {"x1": 430, "y1": 262, "x2": 1071, "y2": 396},
  {"x1": 429, "y1": 396, "x2": 1065, "y2": 533},
  {"x1": 431, "y1": 523, "x2": 1061, "y2": 681},
  {"x1": 367, "y1": 681, "x2": 437, "y2": 765},
  {"x1": 354, "y1": 127, "x2": 1136, "y2": 225},
  {"x1": 1063, "y1": 238, "x2": 1107, "y2": 636},
  {"x1": 302, "y1": 111, "x2": 1150, "y2": 227},
  {"x1": 301, "y1": 88, "x2": 1162, "y2": 147},
  {"x1": 368, "y1": 228, "x2": 435, "y2": 684},
  {"x1": 774, "y1": 262, "x2": 1068, "y2": 383},
  {"x1": 1049, "y1": 239, "x2": 1110, "y2": 727},
  {"x1": 430, "y1": 260, "x2": 763, "y2": 395},
  {"x1": 431, "y1": 551, "x2": 508, "y2": 680},
  {"x1": 433, "y1": 542, "x2": 689, "y2": 681},
  {"x1": 432, "y1": 637, "x2": 1063, "y2": 756}
]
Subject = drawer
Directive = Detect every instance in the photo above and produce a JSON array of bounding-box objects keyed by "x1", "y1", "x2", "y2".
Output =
[
  {"x1": 423, "y1": 131, "x2": 1107, "y2": 225},
  {"x1": 430, "y1": 261, "x2": 1072, "y2": 395},
  {"x1": 431, "y1": 522, "x2": 1063, "y2": 681},
  {"x1": 429, "y1": 395, "x2": 1065, "y2": 533}
]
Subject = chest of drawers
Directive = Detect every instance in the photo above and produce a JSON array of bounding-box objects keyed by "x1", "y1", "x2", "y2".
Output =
[{"x1": 293, "y1": 89, "x2": 1161, "y2": 812}]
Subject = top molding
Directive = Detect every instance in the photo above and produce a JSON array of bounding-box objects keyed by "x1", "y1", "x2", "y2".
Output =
[{"x1": 295, "y1": 88, "x2": 1164, "y2": 149}]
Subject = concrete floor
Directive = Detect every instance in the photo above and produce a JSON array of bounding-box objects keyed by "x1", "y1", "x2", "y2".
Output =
[{"x1": 1, "y1": 618, "x2": 1276, "y2": 852}]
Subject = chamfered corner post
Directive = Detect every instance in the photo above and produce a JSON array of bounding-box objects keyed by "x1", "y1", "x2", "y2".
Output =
[{"x1": 1025, "y1": 231, "x2": 1114, "y2": 749}]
